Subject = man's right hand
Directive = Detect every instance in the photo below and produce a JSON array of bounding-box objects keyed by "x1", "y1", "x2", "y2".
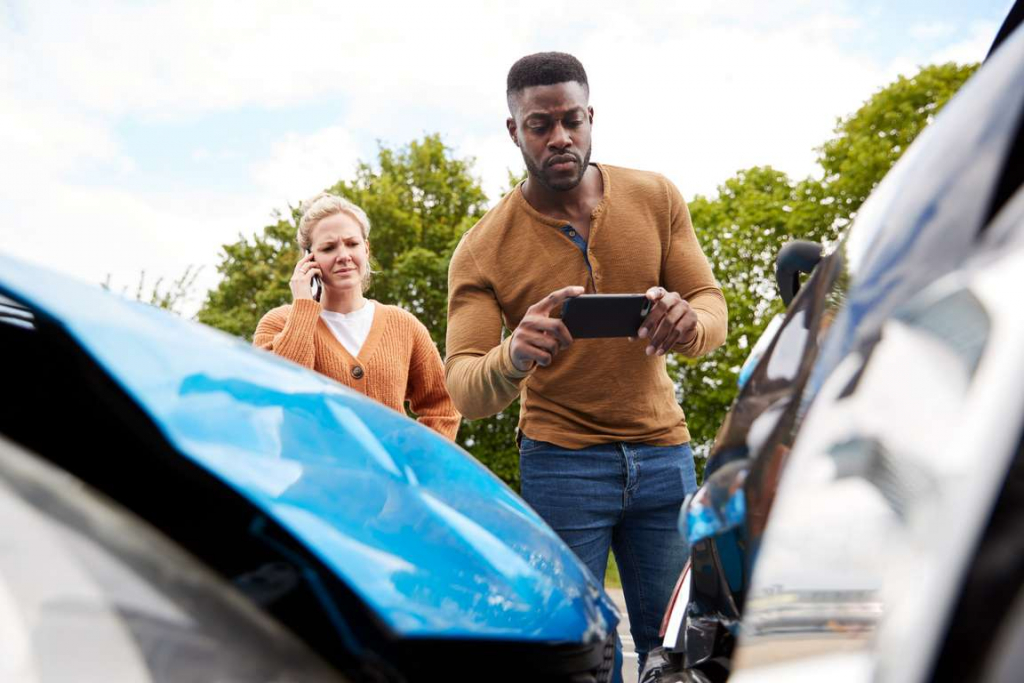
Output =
[{"x1": 509, "y1": 286, "x2": 585, "y2": 372}]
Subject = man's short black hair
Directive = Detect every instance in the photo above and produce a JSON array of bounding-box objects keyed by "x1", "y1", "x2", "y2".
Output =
[{"x1": 506, "y1": 52, "x2": 588, "y2": 112}]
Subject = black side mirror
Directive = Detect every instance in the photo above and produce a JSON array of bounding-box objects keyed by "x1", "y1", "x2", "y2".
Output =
[{"x1": 776, "y1": 240, "x2": 823, "y2": 307}]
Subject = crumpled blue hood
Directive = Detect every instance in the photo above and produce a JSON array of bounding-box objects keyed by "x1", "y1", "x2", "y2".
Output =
[{"x1": 0, "y1": 254, "x2": 616, "y2": 643}]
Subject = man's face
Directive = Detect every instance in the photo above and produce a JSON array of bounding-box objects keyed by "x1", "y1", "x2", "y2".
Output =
[{"x1": 507, "y1": 81, "x2": 593, "y2": 192}]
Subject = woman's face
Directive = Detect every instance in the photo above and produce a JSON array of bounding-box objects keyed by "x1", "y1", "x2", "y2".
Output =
[{"x1": 309, "y1": 212, "x2": 369, "y2": 293}]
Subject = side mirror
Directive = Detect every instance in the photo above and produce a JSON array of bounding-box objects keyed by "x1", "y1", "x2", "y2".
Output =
[{"x1": 775, "y1": 240, "x2": 823, "y2": 307}]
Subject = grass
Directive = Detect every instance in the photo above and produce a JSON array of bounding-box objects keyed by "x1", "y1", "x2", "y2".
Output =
[{"x1": 605, "y1": 553, "x2": 621, "y2": 589}]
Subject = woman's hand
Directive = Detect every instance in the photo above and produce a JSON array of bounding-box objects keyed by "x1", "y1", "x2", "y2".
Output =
[{"x1": 290, "y1": 252, "x2": 322, "y2": 301}]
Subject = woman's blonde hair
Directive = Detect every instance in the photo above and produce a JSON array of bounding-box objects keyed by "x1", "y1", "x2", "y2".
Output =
[
  {"x1": 297, "y1": 192, "x2": 375, "y2": 291},
  {"x1": 297, "y1": 192, "x2": 372, "y2": 251}
]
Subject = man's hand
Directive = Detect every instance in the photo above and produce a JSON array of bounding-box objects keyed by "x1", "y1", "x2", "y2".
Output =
[
  {"x1": 510, "y1": 286, "x2": 585, "y2": 372},
  {"x1": 637, "y1": 286, "x2": 698, "y2": 356}
]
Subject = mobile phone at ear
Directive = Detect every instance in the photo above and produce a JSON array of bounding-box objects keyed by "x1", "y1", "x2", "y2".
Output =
[
  {"x1": 305, "y1": 249, "x2": 322, "y2": 302},
  {"x1": 560, "y1": 294, "x2": 652, "y2": 339}
]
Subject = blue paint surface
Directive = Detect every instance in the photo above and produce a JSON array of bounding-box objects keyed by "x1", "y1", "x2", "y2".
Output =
[{"x1": 0, "y1": 254, "x2": 617, "y2": 644}]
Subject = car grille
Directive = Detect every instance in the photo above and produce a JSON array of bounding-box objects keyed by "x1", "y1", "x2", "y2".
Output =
[{"x1": 595, "y1": 632, "x2": 617, "y2": 683}]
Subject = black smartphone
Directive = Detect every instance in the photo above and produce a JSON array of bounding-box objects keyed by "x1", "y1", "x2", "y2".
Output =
[
  {"x1": 305, "y1": 249, "x2": 322, "y2": 302},
  {"x1": 560, "y1": 294, "x2": 652, "y2": 339}
]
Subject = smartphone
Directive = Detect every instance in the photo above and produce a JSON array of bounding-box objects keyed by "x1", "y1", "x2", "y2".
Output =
[
  {"x1": 560, "y1": 294, "x2": 652, "y2": 339},
  {"x1": 305, "y1": 249, "x2": 322, "y2": 302}
]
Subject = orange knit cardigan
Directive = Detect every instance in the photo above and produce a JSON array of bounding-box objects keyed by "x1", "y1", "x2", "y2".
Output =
[{"x1": 253, "y1": 299, "x2": 460, "y2": 440}]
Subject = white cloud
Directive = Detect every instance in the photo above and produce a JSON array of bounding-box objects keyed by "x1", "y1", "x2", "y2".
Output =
[
  {"x1": 910, "y1": 21, "x2": 956, "y2": 41},
  {"x1": 886, "y1": 19, "x2": 999, "y2": 82},
  {"x1": 0, "y1": 99, "x2": 127, "y2": 188},
  {"x1": 0, "y1": 0, "x2": 1008, "y2": 319},
  {"x1": 928, "y1": 20, "x2": 1000, "y2": 64},
  {"x1": 192, "y1": 147, "x2": 242, "y2": 163},
  {"x1": 577, "y1": 8, "x2": 878, "y2": 195},
  {"x1": 5, "y1": 0, "x2": 538, "y2": 119},
  {"x1": 250, "y1": 126, "x2": 363, "y2": 210},
  {"x1": 0, "y1": 179, "x2": 273, "y2": 317},
  {"x1": 450, "y1": 130, "x2": 524, "y2": 204}
]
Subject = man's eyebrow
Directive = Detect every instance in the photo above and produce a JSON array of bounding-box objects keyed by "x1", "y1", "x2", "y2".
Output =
[{"x1": 524, "y1": 107, "x2": 585, "y2": 120}]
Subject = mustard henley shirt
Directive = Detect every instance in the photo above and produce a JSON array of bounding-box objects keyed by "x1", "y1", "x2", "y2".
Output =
[{"x1": 445, "y1": 164, "x2": 727, "y2": 449}]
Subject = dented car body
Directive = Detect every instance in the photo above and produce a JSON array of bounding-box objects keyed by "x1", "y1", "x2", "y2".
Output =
[{"x1": 0, "y1": 253, "x2": 619, "y2": 682}]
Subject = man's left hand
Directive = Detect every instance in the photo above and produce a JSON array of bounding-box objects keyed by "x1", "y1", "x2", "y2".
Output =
[{"x1": 637, "y1": 286, "x2": 698, "y2": 356}]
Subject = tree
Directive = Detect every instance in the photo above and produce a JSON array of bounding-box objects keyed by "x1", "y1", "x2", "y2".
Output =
[
  {"x1": 680, "y1": 167, "x2": 829, "y2": 461},
  {"x1": 198, "y1": 135, "x2": 526, "y2": 488},
  {"x1": 326, "y1": 137, "x2": 526, "y2": 486},
  {"x1": 199, "y1": 134, "x2": 490, "y2": 340},
  {"x1": 196, "y1": 62, "x2": 979, "y2": 487},
  {"x1": 197, "y1": 217, "x2": 297, "y2": 337},
  {"x1": 815, "y1": 62, "x2": 978, "y2": 230},
  {"x1": 327, "y1": 135, "x2": 489, "y2": 344},
  {"x1": 675, "y1": 62, "x2": 978, "y2": 460}
]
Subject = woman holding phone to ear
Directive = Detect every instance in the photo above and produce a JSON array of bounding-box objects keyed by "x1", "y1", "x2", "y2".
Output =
[{"x1": 253, "y1": 192, "x2": 460, "y2": 440}]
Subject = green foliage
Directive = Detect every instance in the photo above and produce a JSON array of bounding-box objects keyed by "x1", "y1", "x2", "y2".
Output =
[
  {"x1": 200, "y1": 134, "x2": 493, "y2": 346},
  {"x1": 676, "y1": 62, "x2": 977, "y2": 458},
  {"x1": 606, "y1": 553, "x2": 621, "y2": 589},
  {"x1": 458, "y1": 403, "x2": 523, "y2": 491},
  {"x1": 329, "y1": 135, "x2": 489, "y2": 338},
  {"x1": 198, "y1": 134, "x2": 490, "y2": 344},
  {"x1": 198, "y1": 217, "x2": 298, "y2": 337},
  {"x1": 195, "y1": 62, "x2": 979, "y2": 487},
  {"x1": 816, "y1": 62, "x2": 978, "y2": 230},
  {"x1": 681, "y1": 167, "x2": 830, "y2": 458},
  {"x1": 506, "y1": 168, "x2": 528, "y2": 193},
  {"x1": 198, "y1": 134, "x2": 526, "y2": 488}
]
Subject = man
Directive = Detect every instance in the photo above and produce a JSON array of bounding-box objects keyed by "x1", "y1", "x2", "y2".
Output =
[{"x1": 445, "y1": 52, "x2": 727, "y2": 672}]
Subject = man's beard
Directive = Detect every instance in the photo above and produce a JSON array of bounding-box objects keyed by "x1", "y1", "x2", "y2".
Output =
[{"x1": 524, "y1": 145, "x2": 592, "y2": 192}]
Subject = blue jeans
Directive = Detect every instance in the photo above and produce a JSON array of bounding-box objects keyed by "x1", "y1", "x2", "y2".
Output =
[{"x1": 519, "y1": 437, "x2": 698, "y2": 674}]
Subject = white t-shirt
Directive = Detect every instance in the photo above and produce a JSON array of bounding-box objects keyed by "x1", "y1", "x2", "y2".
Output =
[{"x1": 320, "y1": 301, "x2": 375, "y2": 358}]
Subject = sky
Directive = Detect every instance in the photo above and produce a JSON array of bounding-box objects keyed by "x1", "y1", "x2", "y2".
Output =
[{"x1": 0, "y1": 0, "x2": 1016, "y2": 316}]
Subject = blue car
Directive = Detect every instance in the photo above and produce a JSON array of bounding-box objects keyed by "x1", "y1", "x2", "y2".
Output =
[{"x1": 0, "y1": 254, "x2": 619, "y2": 682}]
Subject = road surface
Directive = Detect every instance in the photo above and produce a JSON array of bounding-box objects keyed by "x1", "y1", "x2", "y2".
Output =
[{"x1": 607, "y1": 587, "x2": 639, "y2": 683}]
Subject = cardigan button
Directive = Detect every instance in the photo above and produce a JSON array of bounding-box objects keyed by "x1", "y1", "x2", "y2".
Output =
[{"x1": 351, "y1": 366, "x2": 365, "y2": 380}]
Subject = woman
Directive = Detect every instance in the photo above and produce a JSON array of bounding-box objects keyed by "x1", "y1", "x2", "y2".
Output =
[{"x1": 253, "y1": 192, "x2": 460, "y2": 440}]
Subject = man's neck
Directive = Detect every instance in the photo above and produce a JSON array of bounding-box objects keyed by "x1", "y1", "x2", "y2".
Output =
[{"x1": 521, "y1": 164, "x2": 602, "y2": 220}]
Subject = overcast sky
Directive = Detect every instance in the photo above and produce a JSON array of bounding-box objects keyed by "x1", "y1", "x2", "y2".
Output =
[{"x1": 0, "y1": 0, "x2": 1015, "y2": 315}]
